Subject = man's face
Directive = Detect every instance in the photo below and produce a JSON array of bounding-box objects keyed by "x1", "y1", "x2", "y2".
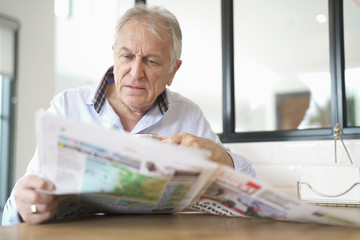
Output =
[{"x1": 112, "y1": 21, "x2": 180, "y2": 114}]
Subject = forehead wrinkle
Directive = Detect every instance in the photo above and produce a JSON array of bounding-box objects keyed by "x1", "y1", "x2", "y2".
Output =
[{"x1": 123, "y1": 19, "x2": 170, "y2": 42}]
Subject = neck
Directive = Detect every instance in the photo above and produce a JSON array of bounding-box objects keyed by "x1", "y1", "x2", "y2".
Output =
[
  {"x1": 121, "y1": 101, "x2": 144, "y2": 117},
  {"x1": 106, "y1": 84, "x2": 148, "y2": 131}
]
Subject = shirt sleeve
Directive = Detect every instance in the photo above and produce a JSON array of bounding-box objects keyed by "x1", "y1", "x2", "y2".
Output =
[
  {"x1": 1, "y1": 89, "x2": 88, "y2": 225},
  {"x1": 188, "y1": 102, "x2": 257, "y2": 178},
  {"x1": 2, "y1": 149, "x2": 40, "y2": 225},
  {"x1": 228, "y1": 151, "x2": 257, "y2": 178},
  {"x1": 2, "y1": 186, "x2": 22, "y2": 225}
]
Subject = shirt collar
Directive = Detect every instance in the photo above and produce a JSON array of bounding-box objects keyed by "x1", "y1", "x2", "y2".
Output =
[{"x1": 93, "y1": 65, "x2": 169, "y2": 114}]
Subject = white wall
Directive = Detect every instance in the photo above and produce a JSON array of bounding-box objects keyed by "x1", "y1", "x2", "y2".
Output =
[
  {"x1": 225, "y1": 139, "x2": 360, "y2": 197},
  {"x1": 0, "y1": 0, "x2": 55, "y2": 182}
]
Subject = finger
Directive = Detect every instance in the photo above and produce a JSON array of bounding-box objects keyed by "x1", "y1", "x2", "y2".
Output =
[
  {"x1": 180, "y1": 136, "x2": 202, "y2": 148},
  {"x1": 158, "y1": 136, "x2": 167, "y2": 141},
  {"x1": 162, "y1": 135, "x2": 181, "y2": 144},
  {"x1": 17, "y1": 195, "x2": 58, "y2": 224},
  {"x1": 172, "y1": 133, "x2": 201, "y2": 148},
  {"x1": 15, "y1": 189, "x2": 56, "y2": 220},
  {"x1": 34, "y1": 199, "x2": 59, "y2": 215},
  {"x1": 15, "y1": 176, "x2": 56, "y2": 206},
  {"x1": 22, "y1": 203, "x2": 58, "y2": 225},
  {"x1": 163, "y1": 132, "x2": 189, "y2": 145},
  {"x1": 14, "y1": 176, "x2": 57, "y2": 224},
  {"x1": 17, "y1": 188, "x2": 56, "y2": 205},
  {"x1": 19, "y1": 175, "x2": 55, "y2": 192}
]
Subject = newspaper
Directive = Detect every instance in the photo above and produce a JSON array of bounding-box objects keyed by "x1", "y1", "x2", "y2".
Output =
[{"x1": 36, "y1": 110, "x2": 360, "y2": 227}]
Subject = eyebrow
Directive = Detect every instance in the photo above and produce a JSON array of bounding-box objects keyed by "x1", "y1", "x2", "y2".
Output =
[
  {"x1": 117, "y1": 47, "x2": 131, "y2": 53},
  {"x1": 118, "y1": 47, "x2": 161, "y2": 59}
]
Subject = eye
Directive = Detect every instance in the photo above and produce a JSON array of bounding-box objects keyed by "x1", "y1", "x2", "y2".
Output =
[
  {"x1": 123, "y1": 55, "x2": 133, "y2": 59},
  {"x1": 119, "y1": 53, "x2": 134, "y2": 60},
  {"x1": 145, "y1": 58, "x2": 158, "y2": 66}
]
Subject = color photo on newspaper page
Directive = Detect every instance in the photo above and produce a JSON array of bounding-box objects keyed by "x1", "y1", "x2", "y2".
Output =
[{"x1": 189, "y1": 167, "x2": 360, "y2": 227}]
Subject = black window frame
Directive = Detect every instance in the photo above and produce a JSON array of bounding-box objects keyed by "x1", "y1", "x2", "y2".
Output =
[{"x1": 219, "y1": 0, "x2": 360, "y2": 143}]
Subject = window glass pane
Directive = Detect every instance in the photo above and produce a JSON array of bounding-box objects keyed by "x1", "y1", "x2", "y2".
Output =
[
  {"x1": 234, "y1": 0, "x2": 331, "y2": 132},
  {"x1": 147, "y1": 0, "x2": 223, "y2": 133},
  {"x1": 0, "y1": 74, "x2": 9, "y2": 225},
  {"x1": 55, "y1": 0, "x2": 134, "y2": 92},
  {"x1": 344, "y1": 0, "x2": 360, "y2": 127}
]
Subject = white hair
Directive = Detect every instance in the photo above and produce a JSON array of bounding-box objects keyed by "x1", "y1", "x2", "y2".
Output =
[{"x1": 114, "y1": 4, "x2": 182, "y2": 71}]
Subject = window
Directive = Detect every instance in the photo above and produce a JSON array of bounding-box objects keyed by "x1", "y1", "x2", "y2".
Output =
[
  {"x1": 55, "y1": 0, "x2": 133, "y2": 92},
  {"x1": 0, "y1": 14, "x2": 18, "y2": 224},
  {"x1": 234, "y1": 0, "x2": 330, "y2": 132},
  {"x1": 220, "y1": 0, "x2": 360, "y2": 142}
]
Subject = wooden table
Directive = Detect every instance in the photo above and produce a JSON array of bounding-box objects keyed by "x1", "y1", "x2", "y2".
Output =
[{"x1": 1, "y1": 212, "x2": 360, "y2": 240}]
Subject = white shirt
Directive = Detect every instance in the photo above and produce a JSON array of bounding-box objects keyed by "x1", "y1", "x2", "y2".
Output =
[{"x1": 2, "y1": 82, "x2": 256, "y2": 225}]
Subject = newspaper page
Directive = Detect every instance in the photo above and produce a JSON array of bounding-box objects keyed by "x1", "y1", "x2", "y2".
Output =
[
  {"x1": 36, "y1": 110, "x2": 360, "y2": 227},
  {"x1": 35, "y1": 110, "x2": 220, "y2": 216},
  {"x1": 189, "y1": 166, "x2": 360, "y2": 227}
]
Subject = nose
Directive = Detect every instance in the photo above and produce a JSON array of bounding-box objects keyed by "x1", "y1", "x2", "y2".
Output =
[{"x1": 130, "y1": 58, "x2": 145, "y2": 79}]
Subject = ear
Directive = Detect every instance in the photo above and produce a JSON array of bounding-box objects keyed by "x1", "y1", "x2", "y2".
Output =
[{"x1": 167, "y1": 60, "x2": 182, "y2": 86}]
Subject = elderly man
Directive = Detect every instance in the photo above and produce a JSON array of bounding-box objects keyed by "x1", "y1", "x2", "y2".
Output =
[{"x1": 2, "y1": 4, "x2": 256, "y2": 225}]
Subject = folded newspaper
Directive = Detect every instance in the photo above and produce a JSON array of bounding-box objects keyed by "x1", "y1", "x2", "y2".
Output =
[{"x1": 35, "y1": 110, "x2": 360, "y2": 227}]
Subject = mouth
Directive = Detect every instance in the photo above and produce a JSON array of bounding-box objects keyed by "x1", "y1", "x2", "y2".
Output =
[{"x1": 125, "y1": 85, "x2": 146, "y2": 91}]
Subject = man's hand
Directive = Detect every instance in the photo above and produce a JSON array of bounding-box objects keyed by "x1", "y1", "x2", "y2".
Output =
[
  {"x1": 160, "y1": 132, "x2": 234, "y2": 168},
  {"x1": 14, "y1": 175, "x2": 58, "y2": 224}
]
